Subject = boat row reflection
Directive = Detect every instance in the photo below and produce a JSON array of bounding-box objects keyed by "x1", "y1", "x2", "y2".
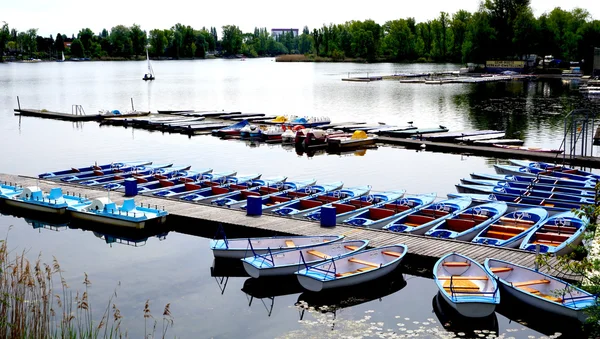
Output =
[{"x1": 211, "y1": 257, "x2": 584, "y2": 337}]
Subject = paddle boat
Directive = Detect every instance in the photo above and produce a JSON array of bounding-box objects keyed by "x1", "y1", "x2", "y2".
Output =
[
  {"x1": 238, "y1": 181, "x2": 344, "y2": 212},
  {"x1": 270, "y1": 186, "x2": 371, "y2": 217},
  {"x1": 456, "y1": 184, "x2": 596, "y2": 206},
  {"x1": 281, "y1": 128, "x2": 299, "y2": 144},
  {"x1": 343, "y1": 193, "x2": 438, "y2": 229},
  {"x1": 77, "y1": 163, "x2": 175, "y2": 186},
  {"x1": 425, "y1": 202, "x2": 508, "y2": 241},
  {"x1": 241, "y1": 240, "x2": 368, "y2": 278},
  {"x1": 287, "y1": 116, "x2": 331, "y2": 128},
  {"x1": 519, "y1": 211, "x2": 588, "y2": 256},
  {"x1": 434, "y1": 253, "x2": 500, "y2": 318},
  {"x1": 239, "y1": 124, "x2": 253, "y2": 138},
  {"x1": 470, "y1": 172, "x2": 597, "y2": 190},
  {"x1": 68, "y1": 198, "x2": 168, "y2": 229},
  {"x1": 152, "y1": 173, "x2": 261, "y2": 198},
  {"x1": 303, "y1": 129, "x2": 348, "y2": 148},
  {"x1": 38, "y1": 160, "x2": 150, "y2": 179},
  {"x1": 213, "y1": 120, "x2": 250, "y2": 137},
  {"x1": 210, "y1": 179, "x2": 317, "y2": 208},
  {"x1": 99, "y1": 166, "x2": 196, "y2": 190},
  {"x1": 261, "y1": 126, "x2": 284, "y2": 141},
  {"x1": 327, "y1": 130, "x2": 378, "y2": 150},
  {"x1": 210, "y1": 235, "x2": 343, "y2": 259},
  {"x1": 494, "y1": 164, "x2": 598, "y2": 182},
  {"x1": 447, "y1": 193, "x2": 578, "y2": 214},
  {"x1": 484, "y1": 258, "x2": 596, "y2": 322},
  {"x1": 295, "y1": 244, "x2": 407, "y2": 292},
  {"x1": 180, "y1": 176, "x2": 288, "y2": 203},
  {"x1": 136, "y1": 169, "x2": 233, "y2": 195},
  {"x1": 57, "y1": 161, "x2": 154, "y2": 182},
  {"x1": 460, "y1": 178, "x2": 596, "y2": 196},
  {"x1": 1, "y1": 187, "x2": 89, "y2": 215},
  {"x1": 304, "y1": 190, "x2": 406, "y2": 224},
  {"x1": 471, "y1": 208, "x2": 548, "y2": 247},
  {"x1": 381, "y1": 197, "x2": 472, "y2": 234}
]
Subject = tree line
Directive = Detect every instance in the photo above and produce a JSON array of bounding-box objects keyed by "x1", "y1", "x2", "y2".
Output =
[{"x1": 1, "y1": 0, "x2": 599, "y2": 70}]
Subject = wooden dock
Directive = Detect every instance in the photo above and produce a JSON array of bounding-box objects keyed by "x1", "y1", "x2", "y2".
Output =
[
  {"x1": 14, "y1": 108, "x2": 101, "y2": 121},
  {"x1": 0, "y1": 173, "x2": 580, "y2": 282},
  {"x1": 378, "y1": 137, "x2": 600, "y2": 168}
]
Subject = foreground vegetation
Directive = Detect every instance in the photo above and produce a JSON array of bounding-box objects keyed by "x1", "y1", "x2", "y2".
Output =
[
  {"x1": 0, "y1": 0, "x2": 599, "y2": 70},
  {"x1": 0, "y1": 235, "x2": 173, "y2": 338}
]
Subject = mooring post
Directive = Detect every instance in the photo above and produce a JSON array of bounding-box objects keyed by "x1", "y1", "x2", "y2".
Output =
[
  {"x1": 16, "y1": 96, "x2": 21, "y2": 111},
  {"x1": 131, "y1": 98, "x2": 135, "y2": 111},
  {"x1": 246, "y1": 196, "x2": 262, "y2": 216},
  {"x1": 320, "y1": 205, "x2": 336, "y2": 227},
  {"x1": 535, "y1": 244, "x2": 540, "y2": 271}
]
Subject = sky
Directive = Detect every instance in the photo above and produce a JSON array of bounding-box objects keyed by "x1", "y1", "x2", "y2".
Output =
[{"x1": 2, "y1": 0, "x2": 599, "y2": 37}]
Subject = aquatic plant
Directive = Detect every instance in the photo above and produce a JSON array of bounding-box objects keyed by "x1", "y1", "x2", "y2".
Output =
[{"x1": 0, "y1": 234, "x2": 173, "y2": 338}]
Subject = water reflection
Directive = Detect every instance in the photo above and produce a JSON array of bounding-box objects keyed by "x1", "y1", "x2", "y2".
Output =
[
  {"x1": 432, "y1": 292, "x2": 499, "y2": 338},
  {"x1": 242, "y1": 276, "x2": 305, "y2": 317},
  {"x1": 24, "y1": 217, "x2": 69, "y2": 232}
]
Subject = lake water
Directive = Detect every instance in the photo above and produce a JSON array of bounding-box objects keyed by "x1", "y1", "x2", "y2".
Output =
[{"x1": 0, "y1": 59, "x2": 596, "y2": 338}]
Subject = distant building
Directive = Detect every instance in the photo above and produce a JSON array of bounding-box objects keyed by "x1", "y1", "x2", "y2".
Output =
[
  {"x1": 63, "y1": 42, "x2": 72, "y2": 49},
  {"x1": 271, "y1": 28, "x2": 299, "y2": 38},
  {"x1": 485, "y1": 60, "x2": 525, "y2": 73}
]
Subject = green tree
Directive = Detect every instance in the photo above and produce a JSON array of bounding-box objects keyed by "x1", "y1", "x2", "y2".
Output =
[
  {"x1": 221, "y1": 25, "x2": 242, "y2": 56},
  {"x1": 70, "y1": 38, "x2": 84, "y2": 58},
  {"x1": 54, "y1": 32, "x2": 64, "y2": 52},
  {"x1": 463, "y1": 11, "x2": 496, "y2": 63},
  {"x1": 0, "y1": 22, "x2": 9, "y2": 61},
  {"x1": 130, "y1": 24, "x2": 147, "y2": 57},
  {"x1": 484, "y1": 0, "x2": 530, "y2": 57},
  {"x1": 109, "y1": 25, "x2": 132, "y2": 57},
  {"x1": 512, "y1": 6, "x2": 538, "y2": 59},
  {"x1": 149, "y1": 29, "x2": 167, "y2": 56},
  {"x1": 78, "y1": 28, "x2": 94, "y2": 54},
  {"x1": 450, "y1": 10, "x2": 471, "y2": 61}
]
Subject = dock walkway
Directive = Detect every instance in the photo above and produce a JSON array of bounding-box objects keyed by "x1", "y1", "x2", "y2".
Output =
[
  {"x1": 14, "y1": 108, "x2": 101, "y2": 121},
  {"x1": 0, "y1": 173, "x2": 579, "y2": 281}
]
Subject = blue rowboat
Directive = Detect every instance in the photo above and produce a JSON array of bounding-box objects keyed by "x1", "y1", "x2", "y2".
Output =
[
  {"x1": 99, "y1": 165, "x2": 196, "y2": 190},
  {"x1": 343, "y1": 193, "x2": 438, "y2": 230},
  {"x1": 180, "y1": 176, "x2": 288, "y2": 203},
  {"x1": 1, "y1": 186, "x2": 89, "y2": 215},
  {"x1": 271, "y1": 185, "x2": 371, "y2": 217},
  {"x1": 139, "y1": 170, "x2": 237, "y2": 196},
  {"x1": 38, "y1": 160, "x2": 150, "y2": 179},
  {"x1": 68, "y1": 198, "x2": 168, "y2": 229},
  {"x1": 213, "y1": 120, "x2": 250, "y2": 137},
  {"x1": 470, "y1": 172, "x2": 597, "y2": 190},
  {"x1": 239, "y1": 182, "x2": 345, "y2": 212},
  {"x1": 304, "y1": 190, "x2": 406, "y2": 224},
  {"x1": 471, "y1": 208, "x2": 548, "y2": 247},
  {"x1": 59, "y1": 161, "x2": 153, "y2": 182},
  {"x1": 78, "y1": 163, "x2": 175, "y2": 186},
  {"x1": 519, "y1": 211, "x2": 588, "y2": 256},
  {"x1": 434, "y1": 253, "x2": 500, "y2": 318},
  {"x1": 484, "y1": 258, "x2": 596, "y2": 322},
  {"x1": 494, "y1": 165, "x2": 598, "y2": 182},
  {"x1": 295, "y1": 244, "x2": 407, "y2": 292},
  {"x1": 210, "y1": 235, "x2": 343, "y2": 259},
  {"x1": 446, "y1": 193, "x2": 576, "y2": 214},
  {"x1": 425, "y1": 202, "x2": 508, "y2": 241},
  {"x1": 241, "y1": 240, "x2": 368, "y2": 278},
  {"x1": 381, "y1": 197, "x2": 471, "y2": 234},
  {"x1": 509, "y1": 160, "x2": 600, "y2": 180},
  {"x1": 210, "y1": 179, "x2": 317, "y2": 208},
  {"x1": 153, "y1": 173, "x2": 261, "y2": 198},
  {"x1": 456, "y1": 184, "x2": 596, "y2": 205},
  {"x1": 460, "y1": 178, "x2": 596, "y2": 196}
]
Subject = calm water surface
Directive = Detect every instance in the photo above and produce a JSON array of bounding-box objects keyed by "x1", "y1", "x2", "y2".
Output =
[{"x1": 0, "y1": 59, "x2": 596, "y2": 338}]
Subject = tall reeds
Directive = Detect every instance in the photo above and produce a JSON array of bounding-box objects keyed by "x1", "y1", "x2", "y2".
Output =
[{"x1": 0, "y1": 237, "x2": 173, "y2": 338}]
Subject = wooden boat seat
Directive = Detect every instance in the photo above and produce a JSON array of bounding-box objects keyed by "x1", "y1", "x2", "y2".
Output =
[
  {"x1": 184, "y1": 183, "x2": 203, "y2": 191},
  {"x1": 259, "y1": 187, "x2": 279, "y2": 194},
  {"x1": 349, "y1": 200, "x2": 372, "y2": 207},
  {"x1": 500, "y1": 217, "x2": 535, "y2": 224},
  {"x1": 535, "y1": 232, "x2": 570, "y2": 242},
  {"x1": 490, "y1": 267, "x2": 513, "y2": 273},
  {"x1": 383, "y1": 203, "x2": 410, "y2": 212},
  {"x1": 204, "y1": 181, "x2": 220, "y2": 187},
  {"x1": 159, "y1": 180, "x2": 175, "y2": 187},
  {"x1": 489, "y1": 224, "x2": 528, "y2": 233},
  {"x1": 300, "y1": 200, "x2": 322, "y2": 209},
  {"x1": 317, "y1": 195, "x2": 341, "y2": 203},
  {"x1": 382, "y1": 251, "x2": 402, "y2": 257},
  {"x1": 438, "y1": 276, "x2": 488, "y2": 280},
  {"x1": 228, "y1": 184, "x2": 248, "y2": 190},
  {"x1": 446, "y1": 219, "x2": 477, "y2": 232},
  {"x1": 345, "y1": 245, "x2": 359, "y2": 251},
  {"x1": 348, "y1": 258, "x2": 380, "y2": 268},
  {"x1": 288, "y1": 191, "x2": 308, "y2": 198},
  {"x1": 212, "y1": 187, "x2": 230, "y2": 195},
  {"x1": 403, "y1": 222, "x2": 420, "y2": 227},
  {"x1": 486, "y1": 230, "x2": 518, "y2": 240},
  {"x1": 518, "y1": 286, "x2": 563, "y2": 302},
  {"x1": 420, "y1": 209, "x2": 450, "y2": 216},
  {"x1": 269, "y1": 196, "x2": 291, "y2": 204},
  {"x1": 457, "y1": 213, "x2": 489, "y2": 221},
  {"x1": 442, "y1": 261, "x2": 470, "y2": 267},
  {"x1": 285, "y1": 240, "x2": 296, "y2": 247},
  {"x1": 306, "y1": 250, "x2": 330, "y2": 259},
  {"x1": 242, "y1": 191, "x2": 261, "y2": 198},
  {"x1": 513, "y1": 279, "x2": 550, "y2": 287},
  {"x1": 332, "y1": 203, "x2": 356, "y2": 214},
  {"x1": 368, "y1": 208, "x2": 396, "y2": 220},
  {"x1": 405, "y1": 215, "x2": 436, "y2": 225},
  {"x1": 541, "y1": 225, "x2": 577, "y2": 234},
  {"x1": 442, "y1": 280, "x2": 480, "y2": 293}
]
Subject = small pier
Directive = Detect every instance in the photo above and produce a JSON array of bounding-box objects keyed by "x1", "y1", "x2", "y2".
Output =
[
  {"x1": 14, "y1": 108, "x2": 101, "y2": 121},
  {"x1": 0, "y1": 173, "x2": 579, "y2": 282}
]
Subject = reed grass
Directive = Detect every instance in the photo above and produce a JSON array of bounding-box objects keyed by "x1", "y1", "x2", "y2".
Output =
[{"x1": 0, "y1": 235, "x2": 174, "y2": 338}]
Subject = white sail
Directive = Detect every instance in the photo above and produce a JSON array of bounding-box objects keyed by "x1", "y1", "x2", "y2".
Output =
[
  {"x1": 61, "y1": 51, "x2": 65, "y2": 61},
  {"x1": 146, "y1": 48, "x2": 154, "y2": 78}
]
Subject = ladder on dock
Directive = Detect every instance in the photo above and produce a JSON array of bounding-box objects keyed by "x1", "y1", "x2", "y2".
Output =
[
  {"x1": 561, "y1": 109, "x2": 599, "y2": 162},
  {"x1": 71, "y1": 105, "x2": 86, "y2": 116}
]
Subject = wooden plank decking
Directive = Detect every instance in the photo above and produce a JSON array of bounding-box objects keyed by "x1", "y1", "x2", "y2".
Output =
[{"x1": 0, "y1": 173, "x2": 581, "y2": 281}]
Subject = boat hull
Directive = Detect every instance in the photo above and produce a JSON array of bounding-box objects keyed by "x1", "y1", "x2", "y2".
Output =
[
  {"x1": 4, "y1": 199, "x2": 67, "y2": 215},
  {"x1": 69, "y1": 210, "x2": 166, "y2": 229},
  {"x1": 439, "y1": 292, "x2": 497, "y2": 318}
]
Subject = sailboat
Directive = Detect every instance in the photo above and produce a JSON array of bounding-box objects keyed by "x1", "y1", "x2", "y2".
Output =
[
  {"x1": 57, "y1": 51, "x2": 65, "y2": 62},
  {"x1": 143, "y1": 48, "x2": 155, "y2": 81}
]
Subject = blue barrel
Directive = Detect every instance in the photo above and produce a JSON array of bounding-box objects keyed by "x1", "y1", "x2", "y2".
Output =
[
  {"x1": 124, "y1": 178, "x2": 138, "y2": 197},
  {"x1": 246, "y1": 196, "x2": 263, "y2": 216},
  {"x1": 320, "y1": 205, "x2": 337, "y2": 227}
]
